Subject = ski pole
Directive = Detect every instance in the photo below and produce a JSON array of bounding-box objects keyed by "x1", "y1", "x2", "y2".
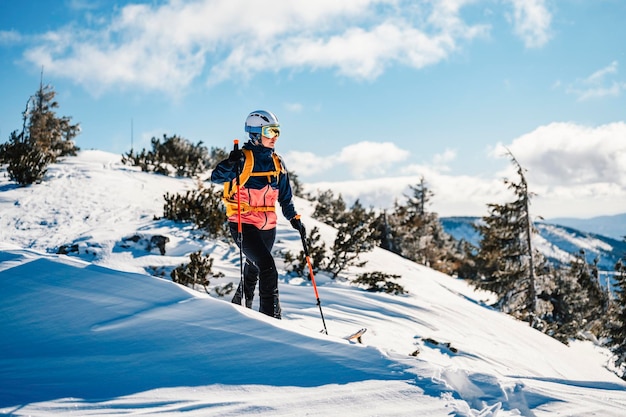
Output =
[
  {"x1": 299, "y1": 228, "x2": 328, "y2": 334},
  {"x1": 234, "y1": 139, "x2": 244, "y2": 306}
]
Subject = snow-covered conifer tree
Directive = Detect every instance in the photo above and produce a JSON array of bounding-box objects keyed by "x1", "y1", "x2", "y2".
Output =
[
  {"x1": 473, "y1": 150, "x2": 542, "y2": 325},
  {"x1": 607, "y1": 254, "x2": 626, "y2": 379},
  {"x1": 27, "y1": 78, "x2": 80, "y2": 161}
]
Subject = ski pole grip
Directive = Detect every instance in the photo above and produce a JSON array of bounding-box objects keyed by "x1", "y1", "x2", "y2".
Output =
[
  {"x1": 300, "y1": 230, "x2": 310, "y2": 257},
  {"x1": 233, "y1": 139, "x2": 239, "y2": 151}
]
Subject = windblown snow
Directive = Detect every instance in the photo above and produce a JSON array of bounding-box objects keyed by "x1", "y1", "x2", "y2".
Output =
[{"x1": 1, "y1": 151, "x2": 625, "y2": 416}]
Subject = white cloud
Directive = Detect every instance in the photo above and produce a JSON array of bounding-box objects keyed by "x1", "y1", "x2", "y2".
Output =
[
  {"x1": 302, "y1": 123, "x2": 626, "y2": 218},
  {"x1": 566, "y1": 61, "x2": 626, "y2": 101},
  {"x1": 19, "y1": 0, "x2": 491, "y2": 95},
  {"x1": 305, "y1": 171, "x2": 509, "y2": 217},
  {"x1": 306, "y1": 156, "x2": 626, "y2": 219},
  {"x1": 400, "y1": 148, "x2": 457, "y2": 176},
  {"x1": 299, "y1": 143, "x2": 513, "y2": 217},
  {"x1": 0, "y1": 30, "x2": 22, "y2": 45},
  {"x1": 506, "y1": 0, "x2": 552, "y2": 48},
  {"x1": 432, "y1": 148, "x2": 457, "y2": 172},
  {"x1": 496, "y1": 122, "x2": 626, "y2": 188},
  {"x1": 286, "y1": 141, "x2": 410, "y2": 179},
  {"x1": 284, "y1": 151, "x2": 333, "y2": 177},
  {"x1": 337, "y1": 141, "x2": 410, "y2": 178},
  {"x1": 588, "y1": 61, "x2": 619, "y2": 83}
]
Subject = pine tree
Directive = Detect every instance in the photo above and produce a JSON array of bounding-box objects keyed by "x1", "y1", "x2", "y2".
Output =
[
  {"x1": 608, "y1": 253, "x2": 626, "y2": 379},
  {"x1": 283, "y1": 226, "x2": 327, "y2": 277},
  {"x1": 171, "y1": 250, "x2": 224, "y2": 293},
  {"x1": 473, "y1": 150, "x2": 541, "y2": 324},
  {"x1": 123, "y1": 134, "x2": 212, "y2": 177},
  {"x1": 309, "y1": 190, "x2": 379, "y2": 278},
  {"x1": 1, "y1": 129, "x2": 52, "y2": 186},
  {"x1": 326, "y1": 199, "x2": 378, "y2": 278},
  {"x1": 208, "y1": 146, "x2": 228, "y2": 168},
  {"x1": 288, "y1": 170, "x2": 306, "y2": 198},
  {"x1": 395, "y1": 178, "x2": 433, "y2": 264},
  {"x1": 1, "y1": 78, "x2": 79, "y2": 186},
  {"x1": 537, "y1": 264, "x2": 587, "y2": 343},
  {"x1": 568, "y1": 250, "x2": 609, "y2": 335},
  {"x1": 27, "y1": 78, "x2": 80, "y2": 161},
  {"x1": 372, "y1": 209, "x2": 401, "y2": 254},
  {"x1": 312, "y1": 189, "x2": 346, "y2": 225},
  {"x1": 384, "y1": 177, "x2": 461, "y2": 274},
  {"x1": 162, "y1": 182, "x2": 228, "y2": 239},
  {"x1": 353, "y1": 271, "x2": 406, "y2": 295}
]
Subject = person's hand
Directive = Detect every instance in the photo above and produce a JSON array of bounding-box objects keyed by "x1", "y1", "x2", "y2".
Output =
[
  {"x1": 290, "y1": 216, "x2": 305, "y2": 235},
  {"x1": 228, "y1": 148, "x2": 243, "y2": 165}
]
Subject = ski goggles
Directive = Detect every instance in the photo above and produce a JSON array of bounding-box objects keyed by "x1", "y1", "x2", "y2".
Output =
[{"x1": 261, "y1": 125, "x2": 280, "y2": 139}]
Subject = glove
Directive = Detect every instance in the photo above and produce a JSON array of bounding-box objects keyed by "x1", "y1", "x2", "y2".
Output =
[
  {"x1": 228, "y1": 148, "x2": 243, "y2": 165},
  {"x1": 290, "y1": 216, "x2": 305, "y2": 235}
]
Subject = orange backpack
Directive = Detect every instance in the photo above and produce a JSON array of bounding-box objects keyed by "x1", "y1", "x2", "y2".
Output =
[{"x1": 222, "y1": 148, "x2": 285, "y2": 216}]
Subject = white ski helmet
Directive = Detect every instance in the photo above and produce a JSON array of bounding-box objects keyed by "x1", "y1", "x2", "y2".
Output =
[{"x1": 245, "y1": 110, "x2": 279, "y2": 142}]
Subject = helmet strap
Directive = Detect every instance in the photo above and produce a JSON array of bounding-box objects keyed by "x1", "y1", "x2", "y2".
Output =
[{"x1": 249, "y1": 132, "x2": 261, "y2": 145}]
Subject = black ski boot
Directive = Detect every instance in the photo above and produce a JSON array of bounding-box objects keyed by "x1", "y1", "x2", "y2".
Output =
[
  {"x1": 258, "y1": 267, "x2": 281, "y2": 319},
  {"x1": 258, "y1": 295, "x2": 281, "y2": 319}
]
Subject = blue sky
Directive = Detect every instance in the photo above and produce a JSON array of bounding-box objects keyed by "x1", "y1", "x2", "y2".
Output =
[{"x1": 1, "y1": 0, "x2": 626, "y2": 219}]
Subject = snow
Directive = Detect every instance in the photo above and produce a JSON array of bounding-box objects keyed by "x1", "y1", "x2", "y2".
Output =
[
  {"x1": 1, "y1": 150, "x2": 626, "y2": 416},
  {"x1": 535, "y1": 223, "x2": 612, "y2": 258}
]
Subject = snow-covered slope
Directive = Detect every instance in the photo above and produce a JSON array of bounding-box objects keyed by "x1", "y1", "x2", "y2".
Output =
[{"x1": 1, "y1": 151, "x2": 626, "y2": 416}]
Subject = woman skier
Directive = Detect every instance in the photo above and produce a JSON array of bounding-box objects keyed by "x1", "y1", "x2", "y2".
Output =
[{"x1": 210, "y1": 110, "x2": 304, "y2": 319}]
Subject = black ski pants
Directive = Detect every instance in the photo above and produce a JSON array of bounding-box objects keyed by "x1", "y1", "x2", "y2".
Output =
[{"x1": 229, "y1": 222, "x2": 281, "y2": 318}]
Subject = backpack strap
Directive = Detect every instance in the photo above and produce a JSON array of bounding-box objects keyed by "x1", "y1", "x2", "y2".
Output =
[
  {"x1": 222, "y1": 149, "x2": 284, "y2": 216},
  {"x1": 248, "y1": 152, "x2": 284, "y2": 182},
  {"x1": 223, "y1": 148, "x2": 254, "y2": 201}
]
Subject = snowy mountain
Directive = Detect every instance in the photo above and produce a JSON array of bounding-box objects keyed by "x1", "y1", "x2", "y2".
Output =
[
  {"x1": 1, "y1": 151, "x2": 626, "y2": 416},
  {"x1": 547, "y1": 213, "x2": 626, "y2": 241},
  {"x1": 441, "y1": 216, "x2": 626, "y2": 272}
]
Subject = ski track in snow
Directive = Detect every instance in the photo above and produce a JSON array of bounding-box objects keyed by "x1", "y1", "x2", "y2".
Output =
[{"x1": 1, "y1": 151, "x2": 626, "y2": 416}]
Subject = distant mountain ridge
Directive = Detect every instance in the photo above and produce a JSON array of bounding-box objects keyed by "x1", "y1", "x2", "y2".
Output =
[
  {"x1": 546, "y1": 213, "x2": 626, "y2": 240},
  {"x1": 441, "y1": 216, "x2": 626, "y2": 272}
]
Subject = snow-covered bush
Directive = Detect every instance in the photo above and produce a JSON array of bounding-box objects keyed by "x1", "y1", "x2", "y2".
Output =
[
  {"x1": 283, "y1": 226, "x2": 328, "y2": 276},
  {"x1": 122, "y1": 134, "x2": 226, "y2": 178},
  {"x1": 0, "y1": 130, "x2": 52, "y2": 186},
  {"x1": 162, "y1": 182, "x2": 229, "y2": 239},
  {"x1": 171, "y1": 250, "x2": 224, "y2": 293},
  {"x1": 352, "y1": 271, "x2": 406, "y2": 295}
]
